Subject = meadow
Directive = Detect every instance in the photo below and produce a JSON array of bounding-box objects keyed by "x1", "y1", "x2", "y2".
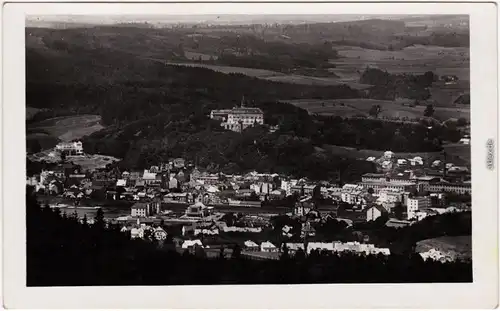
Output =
[
  {"x1": 285, "y1": 98, "x2": 470, "y2": 122},
  {"x1": 27, "y1": 114, "x2": 104, "y2": 142},
  {"x1": 166, "y1": 62, "x2": 371, "y2": 89},
  {"x1": 415, "y1": 235, "x2": 472, "y2": 261},
  {"x1": 166, "y1": 62, "x2": 285, "y2": 78},
  {"x1": 330, "y1": 45, "x2": 469, "y2": 106},
  {"x1": 332, "y1": 45, "x2": 469, "y2": 80},
  {"x1": 443, "y1": 144, "x2": 471, "y2": 164}
]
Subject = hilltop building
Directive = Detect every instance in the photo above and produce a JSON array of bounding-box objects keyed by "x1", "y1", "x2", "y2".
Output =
[
  {"x1": 55, "y1": 141, "x2": 84, "y2": 156},
  {"x1": 210, "y1": 97, "x2": 264, "y2": 132}
]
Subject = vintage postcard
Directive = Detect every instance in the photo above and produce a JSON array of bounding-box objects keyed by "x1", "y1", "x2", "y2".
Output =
[{"x1": 2, "y1": 1, "x2": 498, "y2": 309}]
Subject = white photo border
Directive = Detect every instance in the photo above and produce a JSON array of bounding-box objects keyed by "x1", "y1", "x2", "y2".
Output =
[{"x1": 2, "y1": 1, "x2": 498, "y2": 309}]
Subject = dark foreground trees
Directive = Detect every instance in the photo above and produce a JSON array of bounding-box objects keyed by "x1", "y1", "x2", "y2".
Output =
[{"x1": 27, "y1": 190, "x2": 472, "y2": 286}]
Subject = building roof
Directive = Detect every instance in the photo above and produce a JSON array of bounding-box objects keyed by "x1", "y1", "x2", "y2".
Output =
[
  {"x1": 363, "y1": 173, "x2": 386, "y2": 178},
  {"x1": 261, "y1": 241, "x2": 276, "y2": 248},
  {"x1": 361, "y1": 180, "x2": 416, "y2": 187},
  {"x1": 131, "y1": 202, "x2": 148, "y2": 210},
  {"x1": 182, "y1": 240, "x2": 203, "y2": 248},
  {"x1": 244, "y1": 240, "x2": 259, "y2": 247},
  {"x1": 229, "y1": 107, "x2": 263, "y2": 115},
  {"x1": 367, "y1": 205, "x2": 389, "y2": 214}
]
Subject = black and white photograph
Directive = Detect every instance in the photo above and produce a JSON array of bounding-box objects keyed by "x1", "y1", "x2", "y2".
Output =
[{"x1": 2, "y1": 2, "x2": 498, "y2": 309}]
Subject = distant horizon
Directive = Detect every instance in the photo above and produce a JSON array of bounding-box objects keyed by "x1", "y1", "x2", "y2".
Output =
[{"x1": 26, "y1": 14, "x2": 468, "y2": 27}]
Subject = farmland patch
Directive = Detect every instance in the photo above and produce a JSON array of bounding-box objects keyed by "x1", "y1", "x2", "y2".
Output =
[
  {"x1": 284, "y1": 98, "x2": 470, "y2": 121},
  {"x1": 27, "y1": 114, "x2": 104, "y2": 142}
]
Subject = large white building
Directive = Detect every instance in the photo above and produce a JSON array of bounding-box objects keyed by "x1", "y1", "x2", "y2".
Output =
[
  {"x1": 407, "y1": 196, "x2": 431, "y2": 220},
  {"x1": 424, "y1": 182, "x2": 471, "y2": 195},
  {"x1": 210, "y1": 100, "x2": 264, "y2": 132},
  {"x1": 360, "y1": 180, "x2": 417, "y2": 194},
  {"x1": 55, "y1": 141, "x2": 84, "y2": 156},
  {"x1": 341, "y1": 184, "x2": 365, "y2": 205}
]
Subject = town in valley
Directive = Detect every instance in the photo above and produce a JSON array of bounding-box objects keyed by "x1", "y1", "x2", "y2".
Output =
[{"x1": 25, "y1": 14, "x2": 472, "y2": 285}]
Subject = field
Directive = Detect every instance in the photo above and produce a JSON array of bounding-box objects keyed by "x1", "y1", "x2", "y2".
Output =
[
  {"x1": 166, "y1": 62, "x2": 285, "y2": 78},
  {"x1": 29, "y1": 148, "x2": 120, "y2": 170},
  {"x1": 27, "y1": 114, "x2": 104, "y2": 144},
  {"x1": 26, "y1": 132, "x2": 60, "y2": 151},
  {"x1": 165, "y1": 62, "x2": 370, "y2": 89},
  {"x1": 415, "y1": 235, "x2": 472, "y2": 261},
  {"x1": 265, "y1": 74, "x2": 371, "y2": 89},
  {"x1": 330, "y1": 45, "x2": 470, "y2": 106},
  {"x1": 70, "y1": 154, "x2": 121, "y2": 171},
  {"x1": 332, "y1": 45, "x2": 469, "y2": 79},
  {"x1": 157, "y1": 44, "x2": 469, "y2": 98},
  {"x1": 285, "y1": 98, "x2": 470, "y2": 122},
  {"x1": 443, "y1": 144, "x2": 471, "y2": 164},
  {"x1": 430, "y1": 80, "x2": 470, "y2": 107}
]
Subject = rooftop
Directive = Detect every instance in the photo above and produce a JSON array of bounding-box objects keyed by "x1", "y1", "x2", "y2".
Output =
[
  {"x1": 360, "y1": 180, "x2": 416, "y2": 186},
  {"x1": 212, "y1": 107, "x2": 263, "y2": 115}
]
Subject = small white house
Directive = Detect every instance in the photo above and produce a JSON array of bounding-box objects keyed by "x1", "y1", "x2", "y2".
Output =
[
  {"x1": 282, "y1": 225, "x2": 293, "y2": 237},
  {"x1": 154, "y1": 227, "x2": 168, "y2": 240},
  {"x1": 182, "y1": 239, "x2": 203, "y2": 249},
  {"x1": 244, "y1": 240, "x2": 260, "y2": 251},
  {"x1": 130, "y1": 228, "x2": 145, "y2": 239},
  {"x1": 366, "y1": 206, "x2": 387, "y2": 221},
  {"x1": 381, "y1": 160, "x2": 392, "y2": 168},
  {"x1": 459, "y1": 138, "x2": 470, "y2": 145},
  {"x1": 384, "y1": 151, "x2": 394, "y2": 159},
  {"x1": 432, "y1": 160, "x2": 442, "y2": 167},
  {"x1": 260, "y1": 241, "x2": 278, "y2": 252}
]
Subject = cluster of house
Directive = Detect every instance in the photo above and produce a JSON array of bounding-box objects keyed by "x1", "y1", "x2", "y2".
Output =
[
  {"x1": 284, "y1": 241, "x2": 391, "y2": 256},
  {"x1": 296, "y1": 170, "x2": 471, "y2": 223},
  {"x1": 366, "y1": 150, "x2": 469, "y2": 174},
  {"x1": 28, "y1": 157, "x2": 305, "y2": 208},
  {"x1": 370, "y1": 173, "x2": 466, "y2": 221},
  {"x1": 28, "y1": 152, "x2": 471, "y2": 227},
  {"x1": 177, "y1": 239, "x2": 279, "y2": 253},
  {"x1": 366, "y1": 151, "x2": 425, "y2": 170},
  {"x1": 180, "y1": 217, "x2": 265, "y2": 237},
  {"x1": 419, "y1": 248, "x2": 458, "y2": 263},
  {"x1": 121, "y1": 221, "x2": 168, "y2": 241}
]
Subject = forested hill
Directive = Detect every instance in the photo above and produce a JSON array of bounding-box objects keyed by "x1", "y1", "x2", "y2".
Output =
[
  {"x1": 26, "y1": 43, "x2": 361, "y2": 126},
  {"x1": 26, "y1": 25, "x2": 460, "y2": 180}
]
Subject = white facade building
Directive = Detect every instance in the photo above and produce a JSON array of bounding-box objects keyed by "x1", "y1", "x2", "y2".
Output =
[
  {"x1": 210, "y1": 104, "x2": 264, "y2": 132},
  {"x1": 281, "y1": 179, "x2": 298, "y2": 196},
  {"x1": 377, "y1": 188, "x2": 404, "y2": 204},
  {"x1": 407, "y1": 196, "x2": 431, "y2": 220},
  {"x1": 55, "y1": 141, "x2": 84, "y2": 156},
  {"x1": 341, "y1": 184, "x2": 364, "y2": 204}
]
